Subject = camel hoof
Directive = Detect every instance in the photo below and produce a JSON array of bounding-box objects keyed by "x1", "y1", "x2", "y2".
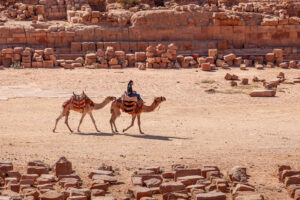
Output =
[
  {"x1": 70, "y1": 130, "x2": 73, "y2": 133},
  {"x1": 140, "y1": 132, "x2": 145, "y2": 135},
  {"x1": 122, "y1": 129, "x2": 126, "y2": 133},
  {"x1": 52, "y1": 129, "x2": 55, "y2": 133}
]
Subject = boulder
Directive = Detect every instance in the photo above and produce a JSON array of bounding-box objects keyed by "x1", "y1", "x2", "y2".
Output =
[
  {"x1": 130, "y1": 187, "x2": 152, "y2": 200},
  {"x1": 280, "y1": 170, "x2": 300, "y2": 182},
  {"x1": 285, "y1": 175, "x2": 300, "y2": 187},
  {"x1": 40, "y1": 191, "x2": 64, "y2": 200},
  {"x1": 144, "y1": 178, "x2": 162, "y2": 188},
  {"x1": 91, "y1": 189, "x2": 105, "y2": 197},
  {"x1": 89, "y1": 170, "x2": 113, "y2": 179},
  {"x1": 55, "y1": 157, "x2": 72, "y2": 177},
  {"x1": 160, "y1": 182, "x2": 185, "y2": 194},
  {"x1": 228, "y1": 166, "x2": 248, "y2": 182},
  {"x1": 92, "y1": 175, "x2": 117, "y2": 184},
  {"x1": 241, "y1": 79, "x2": 248, "y2": 85},
  {"x1": 162, "y1": 172, "x2": 174, "y2": 179},
  {"x1": 249, "y1": 90, "x2": 276, "y2": 97},
  {"x1": 235, "y1": 194, "x2": 264, "y2": 200},
  {"x1": 27, "y1": 166, "x2": 48, "y2": 175},
  {"x1": 201, "y1": 63, "x2": 212, "y2": 71},
  {"x1": 178, "y1": 175, "x2": 204, "y2": 186},
  {"x1": 232, "y1": 184, "x2": 255, "y2": 195},
  {"x1": 287, "y1": 184, "x2": 300, "y2": 198},
  {"x1": 175, "y1": 168, "x2": 201, "y2": 180},
  {"x1": 195, "y1": 192, "x2": 226, "y2": 200}
]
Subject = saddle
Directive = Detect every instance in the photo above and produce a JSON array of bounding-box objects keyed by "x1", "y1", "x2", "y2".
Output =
[
  {"x1": 63, "y1": 92, "x2": 94, "y2": 109},
  {"x1": 121, "y1": 91, "x2": 138, "y2": 102},
  {"x1": 120, "y1": 92, "x2": 141, "y2": 114}
]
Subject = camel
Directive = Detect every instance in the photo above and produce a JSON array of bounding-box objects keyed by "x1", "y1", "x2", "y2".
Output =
[
  {"x1": 53, "y1": 92, "x2": 116, "y2": 133},
  {"x1": 110, "y1": 96, "x2": 166, "y2": 134}
]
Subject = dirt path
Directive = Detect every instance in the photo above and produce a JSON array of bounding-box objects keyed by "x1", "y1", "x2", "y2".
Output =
[{"x1": 1, "y1": 68, "x2": 300, "y2": 199}]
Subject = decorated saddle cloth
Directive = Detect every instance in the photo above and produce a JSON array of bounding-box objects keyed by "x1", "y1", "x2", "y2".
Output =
[
  {"x1": 118, "y1": 96, "x2": 143, "y2": 114},
  {"x1": 63, "y1": 93, "x2": 94, "y2": 109}
]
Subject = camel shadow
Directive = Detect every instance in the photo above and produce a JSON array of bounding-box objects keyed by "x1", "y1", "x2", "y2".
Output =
[
  {"x1": 72, "y1": 132, "x2": 115, "y2": 136},
  {"x1": 72, "y1": 131, "x2": 190, "y2": 141},
  {"x1": 122, "y1": 133, "x2": 190, "y2": 141}
]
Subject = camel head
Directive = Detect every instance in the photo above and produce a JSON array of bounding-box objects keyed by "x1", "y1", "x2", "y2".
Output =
[
  {"x1": 107, "y1": 96, "x2": 117, "y2": 102},
  {"x1": 154, "y1": 96, "x2": 166, "y2": 104}
]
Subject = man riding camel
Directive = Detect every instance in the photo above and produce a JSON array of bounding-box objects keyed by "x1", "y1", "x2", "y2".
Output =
[{"x1": 127, "y1": 80, "x2": 144, "y2": 105}]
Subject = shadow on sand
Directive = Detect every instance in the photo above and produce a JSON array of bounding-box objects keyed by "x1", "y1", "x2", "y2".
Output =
[{"x1": 72, "y1": 131, "x2": 190, "y2": 141}]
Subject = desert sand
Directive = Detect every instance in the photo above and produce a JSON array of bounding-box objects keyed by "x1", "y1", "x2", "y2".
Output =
[{"x1": 1, "y1": 68, "x2": 300, "y2": 199}]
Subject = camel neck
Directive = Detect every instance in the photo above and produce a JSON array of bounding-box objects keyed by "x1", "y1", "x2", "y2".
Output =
[
  {"x1": 142, "y1": 100, "x2": 159, "y2": 112},
  {"x1": 94, "y1": 98, "x2": 110, "y2": 110}
]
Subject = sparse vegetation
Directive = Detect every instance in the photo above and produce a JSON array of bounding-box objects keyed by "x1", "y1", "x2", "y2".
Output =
[
  {"x1": 201, "y1": 79, "x2": 216, "y2": 84},
  {"x1": 10, "y1": 61, "x2": 24, "y2": 69},
  {"x1": 236, "y1": 83, "x2": 260, "y2": 90},
  {"x1": 217, "y1": 89, "x2": 245, "y2": 94},
  {"x1": 205, "y1": 88, "x2": 245, "y2": 94}
]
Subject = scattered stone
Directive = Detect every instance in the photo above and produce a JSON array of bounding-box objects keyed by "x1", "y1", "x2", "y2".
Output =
[
  {"x1": 175, "y1": 168, "x2": 201, "y2": 180},
  {"x1": 159, "y1": 182, "x2": 185, "y2": 194},
  {"x1": 228, "y1": 166, "x2": 248, "y2": 182},
  {"x1": 195, "y1": 192, "x2": 226, "y2": 200},
  {"x1": 249, "y1": 90, "x2": 276, "y2": 97},
  {"x1": 129, "y1": 187, "x2": 152, "y2": 200},
  {"x1": 55, "y1": 157, "x2": 72, "y2": 177},
  {"x1": 40, "y1": 191, "x2": 64, "y2": 200},
  {"x1": 231, "y1": 81, "x2": 238, "y2": 87}
]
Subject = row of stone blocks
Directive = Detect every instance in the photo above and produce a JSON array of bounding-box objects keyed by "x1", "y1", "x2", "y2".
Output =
[
  {"x1": 278, "y1": 165, "x2": 300, "y2": 200},
  {"x1": 1, "y1": 44, "x2": 300, "y2": 71},
  {"x1": 1, "y1": 159, "x2": 265, "y2": 200},
  {"x1": 0, "y1": 47, "x2": 56, "y2": 68}
]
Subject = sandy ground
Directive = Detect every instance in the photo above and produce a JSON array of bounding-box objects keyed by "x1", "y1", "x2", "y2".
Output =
[{"x1": 1, "y1": 67, "x2": 300, "y2": 199}]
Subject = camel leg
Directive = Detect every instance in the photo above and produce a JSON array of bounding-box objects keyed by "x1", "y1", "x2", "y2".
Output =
[
  {"x1": 113, "y1": 118, "x2": 118, "y2": 133},
  {"x1": 53, "y1": 112, "x2": 64, "y2": 133},
  {"x1": 113, "y1": 109, "x2": 121, "y2": 133},
  {"x1": 123, "y1": 115, "x2": 136, "y2": 133},
  {"x1": 137, "y1": 115, "x2": 144, "y2": 134},
  {"x1": 110, "y1": 113, "x2": 116, "y2": 133},
  {"x1": 64, "y1": 111, "x2": 73, "y2": 133},
  {"x1": 77, "y1": 112, "x2": 87, "y2": 133},
  {"x1": 89, "y1": 112, "x2": 100, "y2": 133}
]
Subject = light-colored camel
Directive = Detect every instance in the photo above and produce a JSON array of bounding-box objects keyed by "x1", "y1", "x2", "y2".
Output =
[
  {"x1": 110, "y1": 96, "x2": 166, "y2": 134},
  {"x1": 53, "y1": 95, "x2": 116, "y2": 133}
]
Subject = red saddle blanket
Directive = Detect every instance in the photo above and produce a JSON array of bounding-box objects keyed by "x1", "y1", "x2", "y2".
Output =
[
  {"x1": 119, "y1": 99, "x2": 143, "y2": 114},
  {"x1": 63, "y1": 94, "x2": 94, "y2": 109}
]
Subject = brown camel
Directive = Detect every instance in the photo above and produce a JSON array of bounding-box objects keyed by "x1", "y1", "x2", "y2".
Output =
[
  {"x1": 53, "y1": 93, "x2": 116, "y2": 133},
  {"x1": 110, "y1": 96, "x2": 166, "y2": 134}
]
